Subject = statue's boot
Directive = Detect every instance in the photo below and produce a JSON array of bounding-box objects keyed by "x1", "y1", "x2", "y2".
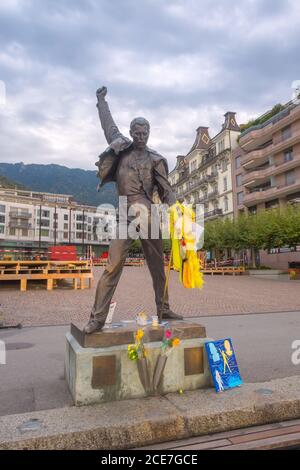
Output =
[
  {"x1": 84, "y1": 318, "x2": 105, "y2": 334},
  {"x1": 160, "y1": 309, "x2": 183, "y2": 321}
]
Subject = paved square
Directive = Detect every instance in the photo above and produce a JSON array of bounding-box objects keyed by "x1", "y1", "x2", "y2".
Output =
[{"x1": 1, "y1": 267, "x2": 300, "y2": 327}]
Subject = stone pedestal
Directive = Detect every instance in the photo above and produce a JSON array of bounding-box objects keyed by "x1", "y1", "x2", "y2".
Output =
[{"x1": 65, "y1": 321, "x2": 212, "y2": 406}]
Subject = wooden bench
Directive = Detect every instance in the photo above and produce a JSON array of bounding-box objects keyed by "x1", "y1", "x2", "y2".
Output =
[
  {"x1": 202, "y1": 266, "x2": 245, "y2": 276},
  {"x1": 0, "y1": 260, "x2": 94, "y2": 291}
]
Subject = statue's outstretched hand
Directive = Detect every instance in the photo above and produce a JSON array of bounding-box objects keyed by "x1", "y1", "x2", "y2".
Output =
[{"x1": 96, "y1": 86, "x2": 107, "y2": 101}]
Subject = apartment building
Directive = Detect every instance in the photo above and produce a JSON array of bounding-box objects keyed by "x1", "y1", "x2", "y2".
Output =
[
  {"x1": 169, "y1": 112, "x2": 240, "y2": 221},
  {"x1": 0, "y1": 188, "x2": 116, "y2": 259},
  {"x1": 232, "y1": 99, "x2": 300, "y2": 268}
]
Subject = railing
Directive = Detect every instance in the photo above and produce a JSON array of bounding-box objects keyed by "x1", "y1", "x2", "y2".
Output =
[
  {"x1": 207, "y1": 189, "x2": 219, "y2": 200},
  {"x1": 9, "y1": 212, "x2": 31, "y2": 219},
  {"x1": 240, "y1": 102, "x2": 296, "y2": 139},
  {"x1": 204, "y1": 209, "x2": 223, "y2": 218},
  {"x1": 9, "y1": 222, "x2": 32, "y2": 229}
]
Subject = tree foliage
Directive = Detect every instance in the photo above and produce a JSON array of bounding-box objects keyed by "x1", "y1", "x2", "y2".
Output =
[{"x1": 204, "y1": 205, "x2": 300, "y2": 256}]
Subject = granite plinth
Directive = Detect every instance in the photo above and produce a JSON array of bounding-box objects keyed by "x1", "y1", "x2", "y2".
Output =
[{"x1": 65, "y1": 321, "x2": 211, "y2": 406}]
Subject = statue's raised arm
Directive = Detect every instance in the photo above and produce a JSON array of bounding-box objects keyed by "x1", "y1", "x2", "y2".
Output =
[{"x1": 96, "y1": 86, "x2": 123, "y2": 144}]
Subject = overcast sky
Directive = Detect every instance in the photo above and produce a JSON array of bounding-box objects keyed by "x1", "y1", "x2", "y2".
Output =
[{"x1": 0, "y1": 0, "x2": 299, "y2": 172}]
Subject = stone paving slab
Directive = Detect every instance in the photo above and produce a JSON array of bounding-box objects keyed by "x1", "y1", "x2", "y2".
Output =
[
  {"x1": 0, "y1": 376, "x2": 300, "y2": 450},
  {"x1": 2, "y1": 267, "x2": 300, "y2": 328}
]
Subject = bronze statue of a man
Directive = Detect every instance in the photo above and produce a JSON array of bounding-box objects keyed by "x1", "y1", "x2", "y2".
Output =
[{"x1": 84, "y1": 86, "x2": 182, "y2": 334}]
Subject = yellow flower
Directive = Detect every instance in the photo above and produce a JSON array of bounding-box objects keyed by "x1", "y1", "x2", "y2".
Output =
[
  {"x1": 135, "y1": 329, "x2": 144, "y2": 341},
  {"x1": 172, "y1": 338, "x2": 181, "y2": 347}
]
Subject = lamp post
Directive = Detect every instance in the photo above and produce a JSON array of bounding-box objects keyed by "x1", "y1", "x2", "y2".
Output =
[
  {"x1": 38, "y1": 204, "x2": 42, "y2": 254},
  {"x1": 82, "y1": 209, "x2": 85, "y2": 259}
]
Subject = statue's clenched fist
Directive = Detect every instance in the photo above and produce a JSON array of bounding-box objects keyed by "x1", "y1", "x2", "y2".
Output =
[{"x1": 96, "y1": 86, "x2": 107, "y2": 100}]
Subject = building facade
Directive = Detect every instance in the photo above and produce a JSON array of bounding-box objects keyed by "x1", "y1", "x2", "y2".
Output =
[
  {"x1": 232, "y1": 99, "x2": 300, "y2": 268},
  {"x1": 0, "y1": 188, "x2": 116, "y2": 259},
  {"x1": 169, "y1": 112, "x2": 240, "y2": 222}
]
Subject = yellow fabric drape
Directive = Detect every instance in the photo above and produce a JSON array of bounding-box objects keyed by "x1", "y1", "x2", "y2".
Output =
[{"x1": 169, "y1": 202, "x2": 204, "y2": 289}]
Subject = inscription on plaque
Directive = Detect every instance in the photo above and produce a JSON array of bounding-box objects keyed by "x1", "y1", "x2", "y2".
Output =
[
  {"x1": 92, "y1": 355, "x2": 116, "y2": 389},
  {"x1": 184, "y1": 347, "x2": 204, "y2": 376}
]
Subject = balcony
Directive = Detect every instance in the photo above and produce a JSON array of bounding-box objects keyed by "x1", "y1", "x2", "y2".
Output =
[
  {"x1": 242, "y1": 157, "x2": 300, "y2": 187},
  {"x1": 199, "y1": 190, "x2": 219, "y2": 203},
  {"x1": 204, "y1": 208, "x2": 223, "y2": 219},
  {"x1": 9, "y1": 222, "x2": 32, "y2": 229},
  {"x1": 9, "y1": 212, "x2": 31, "y2": 219},
  {"x1": 242, "y1": 165, "x2": 275, "y2": 186},
  {"x1": 243, "y1": 181, "x2": 300, "y2": 206},
  {"x1": 207, "y1": 189, "x2": 219, "y2": 200},
  {"x1": 239, "y1": 103, "x2": 300, "y2": 151},
  {"x1": 206, "y1": 171, "x2": 218, "y2": 182},
  {"x1": 242, "y1": 133, "x2": 300, "y2": 170}
]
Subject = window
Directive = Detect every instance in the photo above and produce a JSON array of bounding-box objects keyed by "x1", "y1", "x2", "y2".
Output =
[
  {"x1": 76, "y1": 214, "x2": 83, "y2": 221},
  {"x1": 236, "y1": 174, "x2": 242, "y2": 187},
  {"x1": 0, "y1": 215, "x2": 5, "y2": 224},
  {"x1": 63, "y1": 232, "x2": 69, "y2": 239},
  {"x1": 9, "y1": 228, "x2": 16, "y2": 236},
  {"x1": 223, "y1": 177, "x2": 228, "y2": 192},
  {"x1": 235, "y1": 156, "x2": 241, "y2": 169},
  {"x1": 284, "y1": 148, "x2": 293, "y2": 162},
  {"x1": 64, "y1": 214, "x2": 68, "y2": 221},
  {"x1": 224, "y1": 196, "x2": 229, "y2": 212},
  {"x1": 22, "y1": 229, "x2": 28, "y2": 237},
  {"x1": 285, "y1": 170, "x2": 295, "y2": 186},
  {"x1": 64, "y1": 223, "x2": 68, "y2": 230},
  {"x1": 265, "y1": 199, "x2": 279, "y2": 209},
  {"x1": 0, "y1": 226, "x2": 4, "y2": 234},
  {"x1": 41, "y1": 229, "x2": 49, "y2": 237},
  {"x1": 190, "y1": 160, "x2": 197, "y2": 173},
  {"x1": 248, "y1": 205, "x2": 257, "y2": 215},
  {"x1": 282, "y1": 126, "x2": 291, "y2": 141},
  {"x1": 221, "y1": 159, "x2": 228, "y2": 172},
  {"x1": 77, "y1": 223, "x2": 83, "y2": 230},
  {"x1": 237, "y1": 191, "x2": 244, "y2": 205},
  {"x1": 218, "y1": 139, "x2": 225, "y2": 154},
  {"x1": 38, "y1": 219, "x2": 50, "y2": 227},
  {"x1": 37, "y1": 209, "x2": 50, "y2": 218},
  {"x1": 0, "y1": 205, "x2": 5, "y2": 213},
  {"x1": 88, "y1": 217, "x2": 92, "y2": 224}
]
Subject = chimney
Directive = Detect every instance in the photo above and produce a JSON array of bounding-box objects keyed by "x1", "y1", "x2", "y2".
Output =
[{"x1": 223, "y1": 112, "x2": 240, "y2": 131}]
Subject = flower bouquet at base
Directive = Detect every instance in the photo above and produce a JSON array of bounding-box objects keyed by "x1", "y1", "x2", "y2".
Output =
[
  {"x1": 153, "y1": 327, "x2": 182, "y2": 392},
  {"x1": 127, "y1": 328, "x2": 151, "y2": 394}
]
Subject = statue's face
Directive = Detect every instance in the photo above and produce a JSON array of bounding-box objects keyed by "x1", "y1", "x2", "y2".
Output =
[{"x1": 130, "y1": 124, "x2": 149, "y2": 150}]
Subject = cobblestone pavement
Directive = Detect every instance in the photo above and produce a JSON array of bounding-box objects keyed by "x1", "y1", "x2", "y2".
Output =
[{"x1": 0, "y1": 267, "x2": 300, "y2": 327}]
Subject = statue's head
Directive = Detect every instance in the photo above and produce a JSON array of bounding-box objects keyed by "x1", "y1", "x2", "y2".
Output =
[{"x1": 130, "y1": 117, "x2": 150, "y2": 150}]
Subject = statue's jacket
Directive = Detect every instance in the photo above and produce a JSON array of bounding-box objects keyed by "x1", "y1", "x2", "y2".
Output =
[{"x1": 95, "y1": 99, "x2": 176, "y2": 206}]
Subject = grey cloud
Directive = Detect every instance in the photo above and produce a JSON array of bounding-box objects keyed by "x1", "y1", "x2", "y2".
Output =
[{"x1": 0, "y1": 0, "x2": 300, "y2": 171}]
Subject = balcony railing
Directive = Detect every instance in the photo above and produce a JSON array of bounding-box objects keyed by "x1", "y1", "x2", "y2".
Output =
[
  {"x1": 204, "y1": 208, "x2": 223, "y2": 219},
  {"x1": 239, "y1": 102, "x2": 300, "y2": 149},
  {"x1": 9, "y1": 212, "x2": 31, "y2": 219},
  {"x1": 9, "y1": 222, "x2": 32, "y2": 229},
  {"x1": 207, "y1": 189, "x2": 219, "y2": 200}
]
